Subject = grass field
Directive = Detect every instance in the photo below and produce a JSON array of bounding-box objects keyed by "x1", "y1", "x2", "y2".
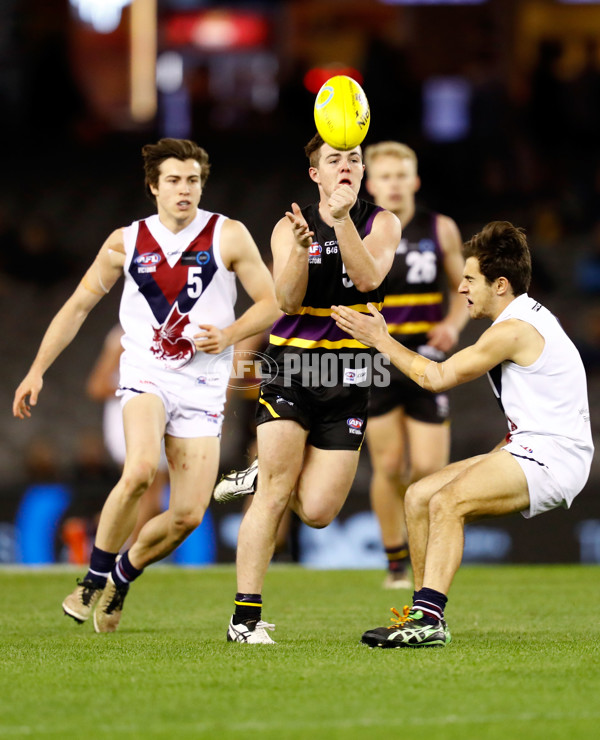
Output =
[{"x1": 1, "y1": 564, "x2": 599, "y2": 739}]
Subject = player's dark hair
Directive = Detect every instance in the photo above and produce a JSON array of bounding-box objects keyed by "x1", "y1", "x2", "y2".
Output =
[
  {"x1": 304, "y1": 133, "x2": 326, "y2": 168},
  {"x1": 142, "y1": 138, "x2": 211, "y2": 202},
  {"x1": 304, "y1": 132, "x2": 363, "y2": 169},
  {"x1": 463, "y1": 221, "x2": 531, "y2": 295}
]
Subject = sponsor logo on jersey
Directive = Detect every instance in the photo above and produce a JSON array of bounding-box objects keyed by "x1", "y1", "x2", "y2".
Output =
[
  {"x1": 418, "y1": 238, "x2": 435, "y2": 252},
  {"x1": 181, "y1": 250, "x2": 211, "y2": 267},
  {"x1": 343, "y1": 367, "x2": 368, "y2": 385},
  {"x1": 196, "y1": 374, "x2": 222, "y2": 386},
  {"x1": 519, "y1": 444, "x2": 534, "y2": 455},
  {"x1": 347, "y1": 417, "x2": 364, "y2": 434}
]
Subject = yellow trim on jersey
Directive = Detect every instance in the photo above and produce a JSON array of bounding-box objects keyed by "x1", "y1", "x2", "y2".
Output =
[
  {"x1": 383, "y1": 293, "x2": 443, "y2": 307},
  {"x1": 387, "y1": 321, "x2": 437, "y2": 334},
  {"x1": 290, "y1": 302, "x2": 384, "y2": 317},
  {"x1": 269, "y1": 335, "x2": 369, "y2": 350},
  {"x1": 258, "y1": 395, "x2": 281, "y2": 418}
]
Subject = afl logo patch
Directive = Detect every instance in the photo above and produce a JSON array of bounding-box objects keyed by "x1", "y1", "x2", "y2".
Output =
[
  {"x1": 347, "y1": 417, "x2": 363, "y2": 429},
  {"x1": 135, "y1": 253, "x2": 162, "y2": 266},
  {"x1": 309, "y1": 243, "x2": 322, "y2": 256}
]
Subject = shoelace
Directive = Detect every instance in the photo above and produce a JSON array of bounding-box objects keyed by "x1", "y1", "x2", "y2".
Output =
[
  {"x1": 255, "y1": 620, "x2": 275, "y2": 632},
  {"x1": 387, "y1": 605, "x2": 414, "y2": 629},
  {"x1": 77, "y1": 579, "x2": 101, "y2": 605},
  {"x1": 104, "y1": 587, "x2": 127, "y2": 614}
]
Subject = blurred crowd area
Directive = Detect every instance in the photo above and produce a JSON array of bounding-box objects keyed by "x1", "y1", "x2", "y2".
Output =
[{"x1": 0, "y1": 0, "x2": 599, "y2": 492}]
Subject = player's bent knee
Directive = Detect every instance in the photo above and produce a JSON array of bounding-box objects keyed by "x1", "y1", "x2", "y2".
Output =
[
  {"x1": 373, "y1": 455, "x2": 405, "y2": 482},
  {"x1": 405, "y1": 480, "x2": 429, "y2": 511},
  {"x1": 298, "y1": 504, "x2": 337, "y2": 529},
  {"x1": 120, "y1": 459, "x2": 158, "y2": 497},
  {"x1": 427, "y1": 489, "x2": 464, "y2": 521},
  {"x1": 171, "y1": 510, "x2": 204, "y2": 539}
]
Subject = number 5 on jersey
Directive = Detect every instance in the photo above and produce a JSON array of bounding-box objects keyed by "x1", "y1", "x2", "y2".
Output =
[{"x1": 188, "y1": 267, "x2": 203, "y2": 298}]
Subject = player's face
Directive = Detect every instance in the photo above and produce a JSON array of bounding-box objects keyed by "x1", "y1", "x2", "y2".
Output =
[
  {"x1": 312, "y1": 144, "x2": 365, "y2": 196},
  {"x1": 366, "y1": 155, "x2": 419, "y2": 214},
  {"x1": 151, "y1": 158, "x2": 203, "y2": 226},
  {"x1": 459, "y1": 257, "x2": 496, "y2": 319}
]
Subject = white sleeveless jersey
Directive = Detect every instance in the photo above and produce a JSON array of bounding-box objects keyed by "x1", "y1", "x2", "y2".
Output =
[
  {"x1": 119, "y1": 209, "x2": 236, "y2": 386},
  {"x1": 488, "y1": 294, "x2": 593, "y2": 451}
]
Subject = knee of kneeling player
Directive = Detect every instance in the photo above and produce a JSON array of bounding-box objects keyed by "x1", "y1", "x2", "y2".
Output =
[
  {"x1": 299, "y1": 505, "x2": 337, "y2": 529},
  {"x1": 427, "y1": 490, "x2": 466, "y2": 522}
]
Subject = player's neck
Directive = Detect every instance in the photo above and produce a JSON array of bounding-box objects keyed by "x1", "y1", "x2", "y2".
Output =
[
  {"x1": 394, "y1": 201, "x2": 415, "y2": 228},
  {"x1": 157, "y1": 210, "x2": 197, "y2": 234}
]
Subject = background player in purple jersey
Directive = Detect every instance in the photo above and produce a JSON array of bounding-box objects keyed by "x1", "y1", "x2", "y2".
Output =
[
  {"x1": 333, "y1": 221, "x2": 593, "y2": 647},
  {"x1": 363, "y1": 142, "x2": 469, "y2": 589},
  {"x1": 13, "y1": 138, "x2": 279, "y2": 632}
]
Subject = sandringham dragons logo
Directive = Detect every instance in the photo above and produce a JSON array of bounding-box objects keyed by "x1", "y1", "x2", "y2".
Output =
[{"x1": 151, "y1": 303, "x2": 196, "y2": 369}]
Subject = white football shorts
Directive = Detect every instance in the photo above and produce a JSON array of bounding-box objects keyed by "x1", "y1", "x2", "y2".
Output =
[
  {"x1": 117, "y1": 357, "x2": 227, "y2": 439},
  {"x1": 504, "y1": 433, "x2": 593, "y2": 518}
]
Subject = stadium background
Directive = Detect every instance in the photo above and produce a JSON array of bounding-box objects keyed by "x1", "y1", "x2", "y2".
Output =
[{"x1": 0, "y1": 0, "x2": 598, "y2": 566}]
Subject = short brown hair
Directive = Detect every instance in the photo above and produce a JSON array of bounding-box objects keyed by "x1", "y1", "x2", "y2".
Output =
[
  {"x1": 364, "y1": 141, "x2": 418, "y2": 173},
  {"x1": 303, "y1": 132, "x2": 363, "y2": 168},
  {"x1": 142, "y1": 138, "x2": 211, "y2": 201},
  {"x1": 463, "y1": 221, "x2": 531, "y2": 296},
  {"x1": 304, "y1": 132, "x2": 326, "y2": 168}
]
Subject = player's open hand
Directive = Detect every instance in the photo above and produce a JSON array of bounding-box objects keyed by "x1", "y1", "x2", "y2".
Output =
[
  {"x1": 13, "y1": 373, "x2": 43, "y2": 419},
  {"x1": 285, "y1": 203, "x2": 314, "y2": 249},
  {"x1": 331, "y1": 303, "x2": 388, "y2": 348},
  {"x1": 194, "y1": 325, "x2": 232, "y2": 354}
]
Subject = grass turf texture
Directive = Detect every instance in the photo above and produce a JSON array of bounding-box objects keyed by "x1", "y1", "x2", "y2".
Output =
[{"x1": 1, "y1": 565, "x2": 599, "y2": 739}]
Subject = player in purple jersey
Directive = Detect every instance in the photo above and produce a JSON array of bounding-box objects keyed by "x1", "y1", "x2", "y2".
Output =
[
  {"x1": 13, "y1": 138, "x2": 279, "y2": 632},
  {"x1": 363, "y1": 142, "x2": 468, "y2": 590},
  {"x1": 219, "y1": 133, "x2": 401, "y2": 644}
]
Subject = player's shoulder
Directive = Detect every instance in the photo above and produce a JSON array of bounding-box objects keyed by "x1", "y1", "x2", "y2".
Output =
[
  {"x1": 434, "y1": 213, "x2": 461, "y2": 249},
  {"x1": 103, "y1": 227, "x2": 126, "y2": 254},
  {"x1": 370, "y1": 205, "x2": 402, "y2": 239}
]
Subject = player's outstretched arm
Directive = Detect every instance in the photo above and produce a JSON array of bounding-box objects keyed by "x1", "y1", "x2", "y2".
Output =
[
  {"x1": 13, "y1": 231, "x2": 125, "y2": 419},
  {"x1": 194, "y1": 219, "x2": 280, "y2": 354},
  {"x1": 269, "y1": 204, "x2": 313, "y2": 314},
  {"x1": 332, "y1": 303, "x2": 522, "y2": 393}
]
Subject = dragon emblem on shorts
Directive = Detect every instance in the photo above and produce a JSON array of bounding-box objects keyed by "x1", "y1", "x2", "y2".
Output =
[{"x1": 151, "y1": 303, "x2": 196, "y2": 369}]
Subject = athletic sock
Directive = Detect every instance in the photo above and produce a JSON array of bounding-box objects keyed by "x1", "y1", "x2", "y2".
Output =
[
  {"x1": 111, "y1": 550, "x2": 143, "y2": 591},
  {"x1": 385, "y1": 543, "x2": 409, "y2": 573},
  {"x1": 233, "y1": 593, "x2": 262, "y2": 626},
  {"x1": 413, "y1": 587, "x2": 448, "y2": 624},
  {"x1": 85, "y1": 546, "x2": 118, "y2": 588}
]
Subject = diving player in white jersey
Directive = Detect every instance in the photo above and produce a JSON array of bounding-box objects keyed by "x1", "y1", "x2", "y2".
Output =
[
  {"x1": 333, "y1": 220, "x2": 594, "y2": 648},
  {"x1": 13, "y1": 138, "x2": 279, "y2": 633}
]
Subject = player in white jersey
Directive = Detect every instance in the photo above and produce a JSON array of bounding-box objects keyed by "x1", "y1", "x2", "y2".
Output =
[
  {"x1": 332, "y1": 220, "x2": 593, "y2": 648},
  {"x1": 13, "y1": 138, "x2": 279, "y2": 632}
]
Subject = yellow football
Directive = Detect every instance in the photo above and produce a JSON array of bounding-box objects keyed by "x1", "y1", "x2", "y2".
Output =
[{"x1": 314, "y1": 75, "x2": 370, "y2": 150}]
